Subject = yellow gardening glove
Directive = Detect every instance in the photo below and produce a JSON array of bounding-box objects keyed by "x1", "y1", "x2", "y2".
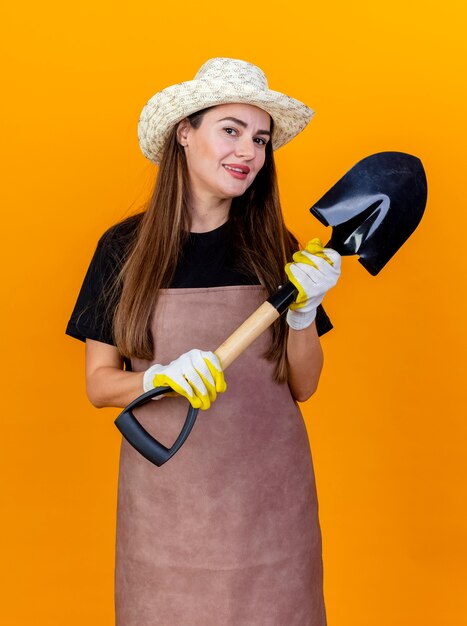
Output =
[
  {"x1": 285, "y1": 238, "x2": 341, "y2": 330},
  {"x1": 142, "y1": 349, "x2": 226, "y2": 410}
]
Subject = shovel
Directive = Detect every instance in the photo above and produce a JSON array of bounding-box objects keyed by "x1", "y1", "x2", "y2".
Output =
[{"x1": 115, "y1": 151, "x2": 427, "y2": 467}]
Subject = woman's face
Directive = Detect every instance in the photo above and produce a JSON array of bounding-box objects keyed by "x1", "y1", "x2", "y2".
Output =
[{"x1": 178, "y1": 103, "x2": 271, "y2": 204}]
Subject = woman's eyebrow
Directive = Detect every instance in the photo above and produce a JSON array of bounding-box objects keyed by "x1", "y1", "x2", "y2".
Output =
[{"x1": 217, "y1": 116, "x2": 271, "y2": 136}]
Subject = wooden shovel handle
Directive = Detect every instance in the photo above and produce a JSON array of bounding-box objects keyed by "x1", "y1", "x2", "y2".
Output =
[
  {"x1": 215, "y1": 280, "x2": 298, "y2": 370},
  {"x1": 214, "y1": 301, "x2": 280, "y2": 369}
]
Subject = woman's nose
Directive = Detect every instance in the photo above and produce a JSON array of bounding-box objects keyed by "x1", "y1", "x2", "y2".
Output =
[{"x1": 234, "y1": 136, "x2": 255, "y2": 160}]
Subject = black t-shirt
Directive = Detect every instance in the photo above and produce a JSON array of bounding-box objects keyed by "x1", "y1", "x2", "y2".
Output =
[{"x1": 66, "y1": 214, "x2": 333, "y2": 346}]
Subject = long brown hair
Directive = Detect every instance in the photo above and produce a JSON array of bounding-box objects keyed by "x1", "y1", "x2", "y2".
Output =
[{"x1": 113, "y1": 108, "x2": 298, "y2": 382}]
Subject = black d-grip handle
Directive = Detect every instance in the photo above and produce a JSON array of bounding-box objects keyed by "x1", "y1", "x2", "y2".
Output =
[{"x1": 114, "y1": 386, "x2": 199, "y2": 466}]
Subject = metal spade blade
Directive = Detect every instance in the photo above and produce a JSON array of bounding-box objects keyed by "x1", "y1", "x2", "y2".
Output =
[{"x1": 310, "y1": 152, "x2": 427, "y2": 275}]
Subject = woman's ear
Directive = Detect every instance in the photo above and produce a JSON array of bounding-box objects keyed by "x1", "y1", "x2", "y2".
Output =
[{"x1": 176, "y1": 119, "x2": 190, "y2": 147}]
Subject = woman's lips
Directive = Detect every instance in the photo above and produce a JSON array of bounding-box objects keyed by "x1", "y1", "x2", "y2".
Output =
[{"x1": 222, "y1": 163, "x2": 250, "y2": 180}]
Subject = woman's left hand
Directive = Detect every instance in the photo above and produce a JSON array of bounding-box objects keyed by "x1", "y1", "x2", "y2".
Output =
[{"x1": 285, "y1": 238, "x2": 341, "y2": 331}]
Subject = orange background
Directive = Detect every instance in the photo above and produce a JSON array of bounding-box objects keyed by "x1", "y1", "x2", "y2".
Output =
[{"x1": 1, "y1": 1, "x2": 466, "y2": 624}]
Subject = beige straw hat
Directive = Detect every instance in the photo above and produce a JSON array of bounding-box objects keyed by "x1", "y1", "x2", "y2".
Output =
[{"x1": 138, "y1": 57, "x2": 314, "y2": 165}]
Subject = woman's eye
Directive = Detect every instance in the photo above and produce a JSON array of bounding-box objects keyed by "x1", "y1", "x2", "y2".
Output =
[
  {"x1": 254, "y1": 137, "x2": 267, "y2": 146},
  {"x1": 224, "y1": 127, "x2": 237, "y2": 136}
]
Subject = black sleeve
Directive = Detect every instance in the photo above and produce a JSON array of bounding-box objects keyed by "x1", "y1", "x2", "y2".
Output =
[
  {"x1": 65, "y1": 215, "x2": 141, "y2": 345},
  {"x1": 315, "y1": 304, "x2": 333, "y2": 336}
]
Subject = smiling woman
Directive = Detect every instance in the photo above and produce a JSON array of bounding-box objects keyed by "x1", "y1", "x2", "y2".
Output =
[
  {"x1": 66, "y1": 57, "x2": 341, "y2": 625},
  {"x1": 176, "y1": 104, "x2": 272, "y2": 227}
]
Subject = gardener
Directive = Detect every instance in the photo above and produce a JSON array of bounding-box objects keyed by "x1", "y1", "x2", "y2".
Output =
[{"x1": 66, "y1": 57, "x2": 341, "y2": 625}]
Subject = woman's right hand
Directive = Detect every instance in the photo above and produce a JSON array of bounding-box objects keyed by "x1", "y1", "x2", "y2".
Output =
[{"x1": 143, "y1": 349, "x2": 226, "y2": 410}]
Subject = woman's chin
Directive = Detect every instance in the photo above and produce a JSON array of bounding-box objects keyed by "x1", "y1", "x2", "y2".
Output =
[{"x1": 219, "y1": 181, "x2": 250, "y2": 199}]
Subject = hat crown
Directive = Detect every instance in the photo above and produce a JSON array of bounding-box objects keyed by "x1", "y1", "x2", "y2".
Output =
[{"x1": 194, "y1": 57, "x2": 269, "y2": 91}]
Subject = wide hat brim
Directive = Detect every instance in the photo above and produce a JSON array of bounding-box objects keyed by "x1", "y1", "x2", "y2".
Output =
[{"x1": 138, "y1": 78, "x2": 314, "y2": 165}]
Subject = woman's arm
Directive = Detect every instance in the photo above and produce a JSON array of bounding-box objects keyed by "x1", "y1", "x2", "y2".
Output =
[
  {"x1": 85, "y1": 340, "x2": 227, "y2": 410},
  {"x1": 284, "y1": 240, "x2": 340, "y2": 401},
  {"x1": 85, "y1": 339, "x2": 144, "y2": 409},
  {"x1": 286, "y1": 322, "x2": 324, "y2": 402}
]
